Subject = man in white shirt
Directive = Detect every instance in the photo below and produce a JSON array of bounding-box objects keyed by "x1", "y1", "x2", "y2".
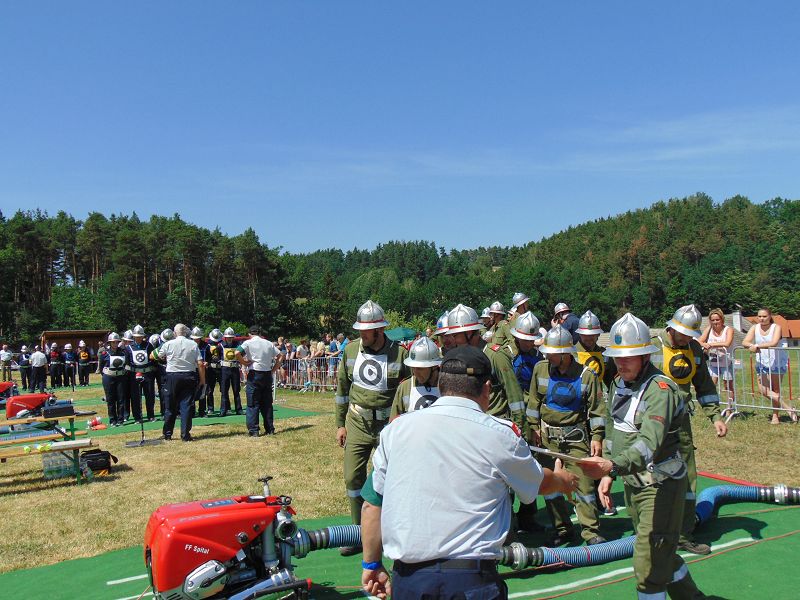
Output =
[
  {"x1": 0, "y1": 344, "x2": 12, "y2": 382},
  {"x1": 153, "y1": 323, "x2": 205, "y2": 441},
  {"x1": 363, "y1": 345, "x2": 584, "y2": 599},
  {"x1": 29, "y1": 346, "x2": 48, "y2": 392},
  {"x1": 236, "y1": 325, "x2": 282, "y2": 436}
]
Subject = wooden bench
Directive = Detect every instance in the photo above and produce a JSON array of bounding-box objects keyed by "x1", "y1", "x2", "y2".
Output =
[{"x1": 0, "y1": 415, "x2": 95, "y2": 483}]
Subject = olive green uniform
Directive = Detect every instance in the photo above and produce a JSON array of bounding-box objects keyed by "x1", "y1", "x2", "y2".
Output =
[
  {"x1": 482, "y1": 341, "x2": 527, "y2": 435},
  {"x1": 655, "y1": 334, "x2": 722, "y2": 540},
  {"x1": 605, "y1": 361, "x2": 703, "y2": 599},
  {"x1": 492, "y1": 314, "x2": 518, "y2": 356},
  {"x1": 526, "y1": 359, "x2": 604, "y2": 542},
  {"x1": 335, "y1": 337, "x2": 409, "y2": 524},
  {"x1": 575, "y1": 340, "x2": 617, "y2": 391},
  {"x1": 389, "y1": 375, "x2": 440, "y2": 419}
]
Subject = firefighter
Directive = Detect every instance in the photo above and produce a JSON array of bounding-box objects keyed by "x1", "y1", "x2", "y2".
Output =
[
  {"x1": 390, "y1": 336, "x2": 442, "y2": 419},
  {"x1": 527, "y1": 325, "x2": 605, "y2": 546},
  {"x1": 77, "y1": 340, "x2": 92, "y2": 386},
  {"x1": 220, "y1": 327, "x2": 243, "y2": 416},
  {"x1": 101, "y1": 332, "x2": 129, "y2": 427},
  {"x1": 493, "y1": 291, "x2": 530, "y2": 353},
  {"x1": 552, "y1": 302, "x2": 581, "y2": 343},
  {"x1": 127, "y1": 325, "x2": 156, "y2": 421},
  {"x1": 433, "y1": 310, "x2": 455, "y2": 353},
  {"x1": 18, "y1": 345, "x2": 32, "y2": 389},
  {"x1": 480, "y1": 307, "x2": 494, "y2": 341},
  {"x1": 62, "y1": 343, "x2": 77, "y2": 389},
  {"x1": 191, "y1": 327, "x2": 210, "y2": 416},
  {"x1": 335, "y1": 300, "x2": 410, "y2": 555},
  {"x1": 575, "y1": 310, "x2": 617, "y2": 391},
  {"x1": 203, "y1": 328, "x2": 223, "y2": 414},
  {"x1": 510, "y1": 311, "x2": 546, "y2": 533},
  {"x1": 593, "y1": 313, "x2": 706, "y2": 599},
  {"x1": 657, "y1": 304, "x2": 728, "y2": 555},
  {"x1": 48, "y1": 342, "x2": 63, "y2": 388},
  {"x1": 485, "y1": 300, "x2": 507, "y2": 343}
]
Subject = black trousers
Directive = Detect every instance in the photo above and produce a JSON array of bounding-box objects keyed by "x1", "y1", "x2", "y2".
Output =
[
  {"x1": 163, "y1": 371, "x2": 197, "y2": 439},
  {"x1": 63, "y1": 363, "x2": 76, "y2": 388},
  {"x1": 246, "y1": 370, "x2": 274, "y2": 434},
  {"x1": 78, "y1": 363, "x2": 91, "y2": 385},
  {"x1": 31, "y1": 366, "x2": 46, "y2": 392},
  {"x1": 20, "y1": 367, "x2": 31, "y2": 390},
  {"x1": 50, "y1": 364, "x2": 63, "y2": 387},
  {"x1": 391, "y1": 560, "x2": 506, "y2": 600},
  {"x1": 220, "y1": 367, "x2": 242, "y2": 413},
  {"x1": 102, "y1": 374, "x2": 126, "y2": 425},
  {"x1": 204, "y1": 366, "x2": 219, "y2": 412}
]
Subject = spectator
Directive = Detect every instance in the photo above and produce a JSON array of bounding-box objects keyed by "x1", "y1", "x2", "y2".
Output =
[
  {"x1": 327, "y1": 333, "x2": 342, "y2": 379},
  {"x1": 296, "y1": 339, "x2": 311, "y2": 390},
  {"x1": 699, "y1": 308, "x2": 736, "y2": 416},
  {"x1": 742, "y1": 308, "x2": 794, "y2": 424},
  {"x1": 0, "y1": 344, "x2": 12, "y2": 382}
]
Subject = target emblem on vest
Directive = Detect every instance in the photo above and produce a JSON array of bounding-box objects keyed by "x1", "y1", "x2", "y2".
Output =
[
  {"x1": 358, "y1": 358, "x2": 384, "y2": 387},
  {"x1": 413, "y1": 394, "x2": 438, "y2": 411},
  {"x1": 133, "y1": 351, "x2": 147, "y2": 364},
  {"x1": 668, "y1": 354, "x2": 694, "y2": 382}
]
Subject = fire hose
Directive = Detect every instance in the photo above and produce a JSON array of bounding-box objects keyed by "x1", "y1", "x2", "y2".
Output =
[{"x1": 291, "y1": 484, "x2": 800, "y2": 571}]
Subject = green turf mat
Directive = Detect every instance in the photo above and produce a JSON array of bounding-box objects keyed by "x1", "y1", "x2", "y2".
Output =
[{"x1": 2, "y1": 477, "x2": 798, "y2": 599}]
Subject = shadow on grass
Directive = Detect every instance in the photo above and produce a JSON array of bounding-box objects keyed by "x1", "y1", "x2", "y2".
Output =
[
  {"x1": 694, "y1": 514, "x2": 768, "y2": 544},
  {"x1": 309, "y1": 582, "x2": 367, "y2": 599},
  {"x1": 0, "y1": 463, "x2": 134, "y2": 496}
]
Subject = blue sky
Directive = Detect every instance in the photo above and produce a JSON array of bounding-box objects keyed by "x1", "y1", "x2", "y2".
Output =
[{"x1": 2, "y1": 2, "x2": 798, "y2": 253}]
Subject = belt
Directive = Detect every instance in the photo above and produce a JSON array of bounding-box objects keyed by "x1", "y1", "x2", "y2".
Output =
[
  {"x1": 349, "y1": 403, "x2": 390, "y2": 421},
  {"x1": 103, "y1": 367, "x2": 125, "y2": 377},
  {"x1": 394, "y1": 558, "x2": 497, "y2": 572},
  {"x1": 542, "y1": 422, "x2": 586, "y2": 440},
  {"x1": 221, "y1": 360, "x2": 239, "y2": 368},
  {"x1": 208, "y1": 363, "x2": 221, "y2": 369}
]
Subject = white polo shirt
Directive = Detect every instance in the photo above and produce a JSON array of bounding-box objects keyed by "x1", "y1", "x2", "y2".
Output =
[
  {"x1": 372, "y1": 395, "x2": 543, "y2": 562},
  {"x1": 158, "y1": 336, "x2": 201, "y2": 373},
  {"x1": 30, "y1": 351, "x2": 48, "y2": 367},
  {"x1": 238, "y1": 335, "x2": 278, "y2": 372}
]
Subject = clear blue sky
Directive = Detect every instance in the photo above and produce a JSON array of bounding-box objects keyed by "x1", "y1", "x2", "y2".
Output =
[{"x1": 2, "y1": 2, "x2": 798, "y2": 253}]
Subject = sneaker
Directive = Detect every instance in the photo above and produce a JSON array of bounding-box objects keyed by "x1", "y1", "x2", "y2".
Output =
[
  {"x1": 587, "y1": 536, "x2": 607, "y2": 546},
  {"x1": 678, "y1": 538, "x2": 711, "y2": 555},
  {"x1": 181, "y1": 435, "x2": 194, "y2": 442},
  {"x1": 339, "y1": 545, "x2": 363, "y2": 557},
  {"x1": 604, "y1": 506, "x2": 618, "y2": 516}
]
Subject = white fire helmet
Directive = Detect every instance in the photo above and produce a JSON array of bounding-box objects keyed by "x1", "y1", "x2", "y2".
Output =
[
  {"x1": 132, "y1": 324, "x2": 145, "y2": 337},
  {"x1": 553, "y1": 302, "x2": 571, "y2": 317},
  {"x1": 575, "y1": 310, "x2": 603, "y2": 335},
  {"x1": 161, "y1": 328, "x2": 175, "y2": 343},
  {"x1": 445, "y1": 304, "x2": 484, "y2": 335},
  {"x1": 352, "y1": 300, "x2": 389, "y2": 331},
  {"x1": 78, "y1": 340, "x2": 86, "y2": 347},
  {"x1": 489, "y1": 301, "x2": 506, "y2": 316},
  {"x1": 666, "y1": 304, "x2": 703, "y2": 339},
  {"x1": 64, "y1": 343, "x2": 73, "y2": 350},
  {"x1": 223, "y1": 327, "x2": 236, "y2": 338},
  {"x1": 123, "y1": 330, "x2": 134, "y2": 342},
  {"x1": 51, "y1": 342, "x2": 58, "y2": 349},
  {"x1": 480, "y1": 307, "x2": 491, "y2": 320},
  {"x1": 433, "y1": 311, "x2": 450, "y2": 336},
  {"x1": 190, "y1": 326, "x2": 204, "y2": 340},
  {"x1": 209, "y1": 328, "x2": 223, "y2": 342},
  {"x1": 108, "y1": 332, "x2": 121, "y2": 343},
  {"x1": 603, "y1": 313, "x2": 659, "y2": 358},
  {"x1": 149, "y1": 334, "x2": 160, "y2": 347},
  {"x1": 540, "y1": 325, "x2": 577, "y2": 354},
  {"x1": 404, "y1": 336, "x2": 443, "y2": 368},
  {"x1": 511, "y1": 292, "x2": 529, "y2": 311},
  {"x1": 511, "y1": 311, "x2": 543, "y2": 341},
  {"x1": 21, "y1": 345, "x2": 28, "y2": 352}
]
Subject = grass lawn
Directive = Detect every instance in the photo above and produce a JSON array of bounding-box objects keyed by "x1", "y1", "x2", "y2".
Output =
[{"x1": 0, "y1": 372, "x2": 798, "y2": 577}]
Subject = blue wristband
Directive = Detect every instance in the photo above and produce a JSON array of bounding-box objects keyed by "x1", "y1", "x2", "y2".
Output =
[{"x1": 362, "y1": 560, "x2": 382, "y2": 570}]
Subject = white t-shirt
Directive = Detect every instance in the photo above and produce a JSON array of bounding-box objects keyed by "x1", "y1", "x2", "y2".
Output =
[
  {"x1": 239, "y1": 336, "x2": 278, "y2": 372},
  {"x1": 160, "y1": 336, "x2": 201, "y2": 373}
]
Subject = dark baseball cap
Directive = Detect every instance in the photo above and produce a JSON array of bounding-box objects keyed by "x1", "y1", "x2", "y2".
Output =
[{"x1": 441, "y1": 345, "x2": 492, "y2": 376}]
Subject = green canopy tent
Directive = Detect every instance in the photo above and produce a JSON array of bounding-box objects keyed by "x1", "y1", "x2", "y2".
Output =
[{"x1": 385, "y1": 327, "x2": 418, "y2": 342}]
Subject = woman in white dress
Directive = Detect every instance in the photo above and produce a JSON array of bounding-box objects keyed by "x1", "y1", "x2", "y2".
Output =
[
  {"x1": 742, "y1": 308, "x2": 795, "y2": 424},
  {"x1": 699, "y1": 308, "x2": 735, "y2": 416}
]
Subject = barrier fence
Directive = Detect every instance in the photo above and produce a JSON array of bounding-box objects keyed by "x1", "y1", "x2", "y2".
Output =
[
  {"x1": 729, "y1": 345, "x2": 799, "y2": 419},
  {"x1": 274, "y1": 357, "x2": 340, "y2": 392}
]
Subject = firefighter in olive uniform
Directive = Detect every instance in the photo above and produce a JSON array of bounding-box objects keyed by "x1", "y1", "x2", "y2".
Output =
[
  {"x1": 220, "y1": 327, "x2": 243, "y2": 415},
  {"x1": 433, "y1": 310, "x2": 455, "y2": 353},
  {"x1": 485, "y1": 301, "x2": 508, "y2": 343},
  {"x1": 594, "y1": 313, "x2": 705, "y2": 599},
  {"x1": 575, "y1": 310, "x2": 617, "y2": 391},
  {"x1": 446, "y1": 303, "x2": 527, "y2": 433},
  {"x1": 656, "y1": 304, "x2": 728, "y2": 555},
  {"x1": 510, "y1": 311, "x2": 546, "y2": 532},
  {"x1": 204, "y1": 328, "x2": 223, "y2": 414},
  {"x1": 77, "y1": 340, "x2": 92, "y2": 386},
  {"x1": 128, "y1": 325, "x2": 156, "y2": 421},
  {"x1": 390, "y1": 336, "x2": 441, "y2": 419},
  {"x1": 101, "y1": 332, "x2": 129, "y2": 426},
  {"x1": 492, "y1": 292, "x2": 530, "y2": 353},
  {"x1": 335, "y1": 300, "x2": 410, "y2": 555},
  {"x1": 527, "y1": 325, "x2": 605, "y2": 545}
]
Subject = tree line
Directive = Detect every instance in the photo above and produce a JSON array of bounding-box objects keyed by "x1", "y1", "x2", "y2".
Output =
[{"x1": 0, "y1": 193, "x2": 797, "y2": 344}]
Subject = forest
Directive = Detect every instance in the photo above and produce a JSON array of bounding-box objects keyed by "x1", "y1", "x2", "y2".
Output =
[{"x1": 1, "y1": 193, "x2": 797, "y2": 343}]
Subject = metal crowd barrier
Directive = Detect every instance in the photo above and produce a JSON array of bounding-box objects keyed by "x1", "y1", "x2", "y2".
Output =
[
  {"x1": 274, "y1": 357, "x2": 340, "y2": 392},
  {"x1": 731, "y1": 345, "x2": 799, "y2": 418}
]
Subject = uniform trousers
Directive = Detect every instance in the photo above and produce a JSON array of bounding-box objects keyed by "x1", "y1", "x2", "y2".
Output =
[
  {"x1": 204, "y1": 366, "x2": 219, "y2": 412},
  {"x1": 130, "y1": 371, "x2": 156, "y2": 420},
  {"x1": 102, "y1": 374, "x2": 126, "y2": 425},
  {"x1": 31, "y1": 366, "x2": 47, "y2": 392},
  {"x1": 391, "y1": 559, "x2": 506, "y2": 600},
  {"x1": 624, "y1": 477, "x2": 703, "y2": 598},
  {"x1": 220, "y1": 367, "x2": 242, "y2": 414},
  {"x1": 537, "y1": 431, "x2": 600, "y2": 542},
  {"x1": 50, "y1": 363, "x2": 63, "y2": 388},
  {"x1": 678, "y1": 413, "x2": 698, "y2": 540},
  {"x1": 20, "y1": 366, "x2": 31, "y2": 390},
  {"x1": 163, "y1": 371, "x2": 197, "y2": 440},
  {"x1": 78, "y1": 363, "x2": 91, "y2": 386},
  {"x1": 343, "y1": 410, "x2": 387, "y2": 524},
  {"x1": 156, "y1": 366, "x2": 169, "y2": 416},
  {"x1": 63, "y1": 363, "x2": 76, "y2": 388},
  {"x1": 246, "y1": 369, "x2": 274, "y2": 434},
  {"x1": 119, "y1": 371, "x2": 132, "y2": 421}
]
